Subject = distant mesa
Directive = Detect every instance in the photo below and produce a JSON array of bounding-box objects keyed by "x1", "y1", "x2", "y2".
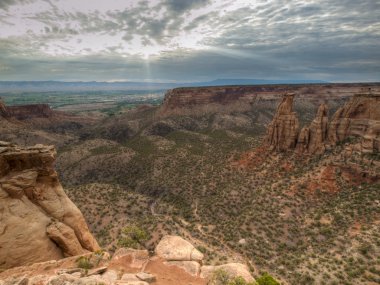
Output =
[
  {"x1": 0, "y1": 97, "x2": 9, "y2": 118},
  {"x1": 159, "y1": 83, "x2": 380, "y2": 116},
  {"x1": 264, "y1": 90, "x2": 380, "y2": 154},
  {"x1": 0, "y1": 98, "x2": 55, "y2": 121}
]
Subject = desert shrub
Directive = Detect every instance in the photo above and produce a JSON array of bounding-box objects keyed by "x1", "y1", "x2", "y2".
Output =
[
  {"x1": 117, "y1": 225, "x2": 148, "y2": 249},
  {"x1": 209, "y1": 269, "x2": 256, "y2": 285},
  {"x1": 76, "y1": 256, "x2": 93, "y2": 270},
  {"x1": 256, "y1": 273, "x2": 280, "y2": 285}
]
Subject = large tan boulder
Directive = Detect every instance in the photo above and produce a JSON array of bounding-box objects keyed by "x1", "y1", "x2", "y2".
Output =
[
  {"x1": 0, "y1": 142, "x2": 100, "y2": 270},
  {"x1": 46, "y1": 221, "x2": 88, "y2": 257},
  {"x1": 165, "y1": 261, "x2": 201, "y2": 276},
  {"x1": 200, "y1": 263, "x2": 254, "y2": 283},
  {"x1": 155, "y1": 235, "x2": 204, "y2": 261},
  {"x1": 110, "y1": 248, "x2": 149, "y2": 270}
]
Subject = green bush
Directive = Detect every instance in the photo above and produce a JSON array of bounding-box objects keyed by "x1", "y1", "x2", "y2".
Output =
[
  {"x1": 256, "y1": 273, "x2": 280, "y2": 285},
  {"x1": 76, "y1": 256, "x2": 93, "y2": 270},
  {"x1": 209, "y1": 269, "x2": 256, "y2": 285},
  {"x1": 117, "y1": 225, "x2": 148, "y2": 249}
]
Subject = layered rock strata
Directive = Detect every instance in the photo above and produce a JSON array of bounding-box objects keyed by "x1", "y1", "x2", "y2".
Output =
[
  {"x1": 0, "y1": 142, "x2": 99, "y2": 270},
  {"x1": 160, "y1": 83, "x2": 380, "y2": 116}
]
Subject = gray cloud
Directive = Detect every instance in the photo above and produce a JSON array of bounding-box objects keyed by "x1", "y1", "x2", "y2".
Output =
[
  {"x1": 163, "y1": 0, "x2": 211, "y2": 13},
  {"x1": 0, "y1": 0, "x2": 379, "y2": 81}
]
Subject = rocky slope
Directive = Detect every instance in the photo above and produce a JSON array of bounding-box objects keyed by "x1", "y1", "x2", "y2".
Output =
[
  {"x1": 265, "y1": 91, "x2": 380, "y2": 154},
  {"x1": 159, "y1": 83, "x2": 380, "y2": 116},
  {"x1": 0, "y1": 142, "x2": 99, "y2": 270}
]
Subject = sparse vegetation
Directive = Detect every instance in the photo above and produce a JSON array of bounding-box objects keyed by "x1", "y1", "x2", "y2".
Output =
[
  {"x1": 5, "y1": 97, "x2": 376, "y2": 285},
  {"x1": 117, "y1": 225, "x2": 149, "y2": 249}
]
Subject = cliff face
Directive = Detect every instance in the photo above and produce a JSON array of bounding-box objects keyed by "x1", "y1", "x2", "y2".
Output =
[
  {"x1": 265, "y1": 93, "x2": 380, "y2": 154},
  {"x1": 159, "y1": 83, "x2": 380, "y2": 116},
  {"x1": 264, "y1": 94, "x2": 299, "y2": 151},
  {"x1": 0, "y1": 142, "x2": 99, "y2": 270},
  {"x1": 6, "y1": 104, "x2": 54, "y2": 120}
]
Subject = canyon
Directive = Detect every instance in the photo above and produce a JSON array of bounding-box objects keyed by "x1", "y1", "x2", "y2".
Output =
[{"x1": 0, "y1": 83, "x2": 379, "y2": 285}]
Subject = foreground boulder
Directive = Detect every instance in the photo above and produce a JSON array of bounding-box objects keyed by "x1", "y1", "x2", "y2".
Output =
[
  {"x1": 0, "y1": 235, "x2": 255, "y2": 285},
  {"x1": 155, "y1": 235, "x2": 204, "y2": 261},
  {"x1": 0, "y1": 142, "x2": 100, "y2": 270},
  {"x1": 200, "y1": 263, "x2": 255, "y2": 283}
]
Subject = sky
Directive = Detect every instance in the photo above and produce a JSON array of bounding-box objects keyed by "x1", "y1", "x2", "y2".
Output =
[{"x1": 0, "y1": 0, "x2": 379, "y2": 82}]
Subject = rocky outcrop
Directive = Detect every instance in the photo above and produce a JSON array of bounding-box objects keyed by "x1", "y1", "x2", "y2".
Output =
[
  {"x1": 328, "y1": 94, "x2": 380, "y2": 153},
  {"x1": 155, "y1": 235, "x2": 254, "y2": 282},
  {"x1": 0, "y1": 142, "x2": 99, "y2": 270},
  {"x1": 296, "y1": 104, "x2": 329, "y2": 154},
  {"x1": 266, "y1": 92, "x2": 380, "y2": 154},
  {"x1": 264, "y1": 93, "x2": 299, "y2": 151},
  {"x1": 0, "y1": 235, "x2": 256, "y2": 285}
]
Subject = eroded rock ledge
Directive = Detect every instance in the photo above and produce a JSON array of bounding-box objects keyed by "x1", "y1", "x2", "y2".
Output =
[{"x1": 0, "y1": 142, "x2": 100, "y2": 270}]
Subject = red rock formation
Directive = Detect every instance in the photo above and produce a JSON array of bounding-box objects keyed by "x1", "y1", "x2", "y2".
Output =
[
  {"x1": 266, "y1": 92, "x2": 380, "y2": 154},
  {"x1": 327, "y1": 94, "x2": 380, "y2": 153},
  {"x1": 264, "y1": 93, "x2": 299, "y2": 151},
  {"x1": 296, "y1": 104, "x2": 329, "y2": 154},
  {"x1": 0, "y1": 142, "x2": 100, "y2": 270}
]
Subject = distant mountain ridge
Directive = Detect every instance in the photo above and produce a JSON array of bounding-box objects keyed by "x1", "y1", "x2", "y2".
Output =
[{"x1": 0, "y1": 79, "x2": 329, "y2": 92}]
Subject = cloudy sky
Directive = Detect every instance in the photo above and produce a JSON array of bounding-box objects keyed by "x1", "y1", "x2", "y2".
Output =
[{"x1": 0, "y1": 0, "x2": 379, "y2": 82}]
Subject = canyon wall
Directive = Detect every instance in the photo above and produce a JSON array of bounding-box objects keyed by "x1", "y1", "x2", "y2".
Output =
[
  {"x1": 0, "y1": 142, "x2": 100, "y2": 270},
  {"x1": 159, "y1": 83, "x2": 380, "y2": 116}
]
